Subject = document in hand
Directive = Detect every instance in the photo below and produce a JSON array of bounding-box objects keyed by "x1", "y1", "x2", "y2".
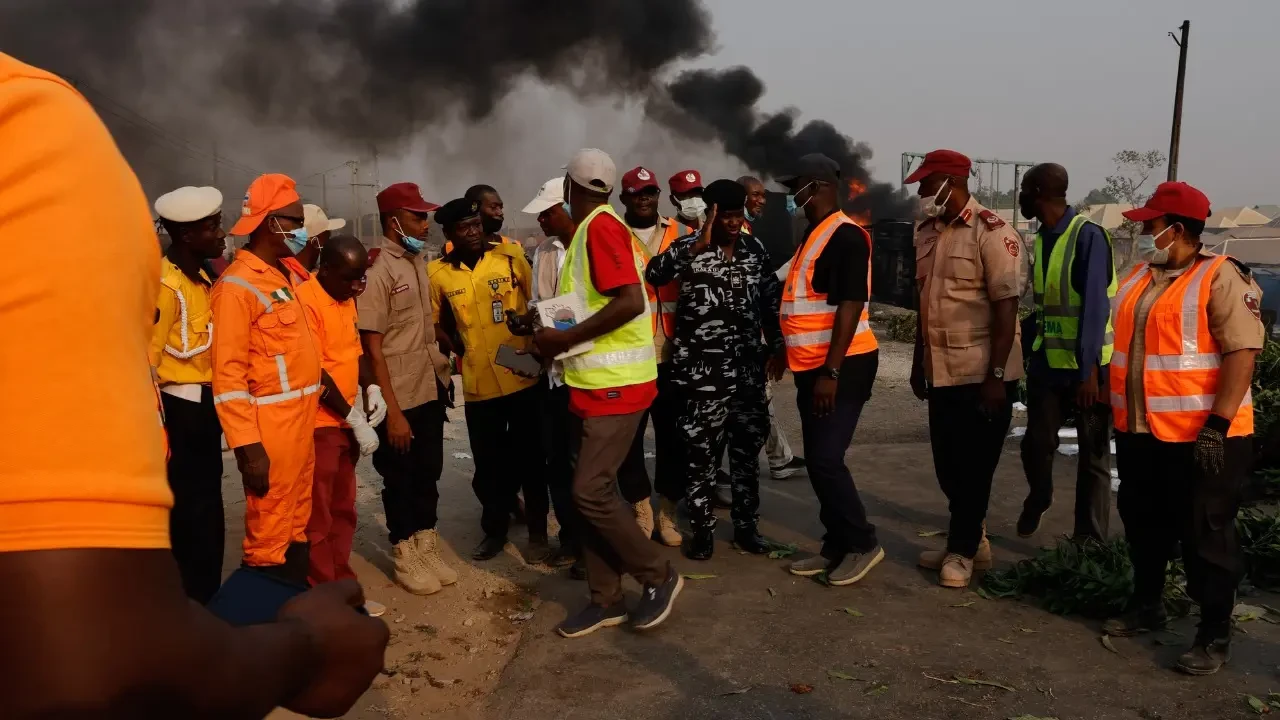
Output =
[{"x1": 535, "y1": 292, "x2": 595, "y2": 359}]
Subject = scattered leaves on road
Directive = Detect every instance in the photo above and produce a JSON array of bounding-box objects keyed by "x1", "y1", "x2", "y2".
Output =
[
  {"x1": 839, "y1": 607, "x2": 864, "y2": 617},
  {"x1": 1244, "y1": 694, "x2": 1272, "y2": 714},
  {"x1": 1016, "y1": 626, "x2": 1039, "y2": 633},
  {"x1": 927, "y1": 673, "x2": 1018, "y2": 693},
  {"x1": 997, "y1": 637, "x2": 1015, "y2": 645},
  {"x1": 1235, "y1": 604, "x2": 1267, "y2": 623},
  {"x1": 975, "y1": 587, "x2": 992, "y2": 600},
  {"x1": 917, "y1": 529, "x2": 946, "y2": 537},
  {"x1": 719, "y1": 686, "x2": 752, "y2": 696},
  {"x1": 767, "y1": 587, "x2": 777, "y2": 599},
  {"x1": 1099, "y1": 636, "x2": 1120, "y2": 654},
  {"x1": 864, "y1": 684, "x2": 889, "y2": 696},
  {"x1": 766, "y1": 541, "x2": 799, "y2": 559},
  {"x1": 948, "y1": 601, "x2": 976, "y2": 608},
  {"x1": 826, "y1": 670, "x2": 861, "y2": 682},
  {"x1": 681, "y1": 574, "x2": 718, "y2": 580},
  {"x1": 790, "y1": 683, "x2": 814, "y2": 694}
]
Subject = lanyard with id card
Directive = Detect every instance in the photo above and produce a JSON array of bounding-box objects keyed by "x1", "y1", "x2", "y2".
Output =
[{"x1": 488, "y1": 254, "x2": 521, "y2": 324}]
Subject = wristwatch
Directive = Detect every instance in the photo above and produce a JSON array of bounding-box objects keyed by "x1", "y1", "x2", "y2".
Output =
[
  {"x1": 991, "y1": 367, "x2": 1005, "y2": 380},
  {"x1": 823, "y1": 366, "x2": 841, "y2": 380}
]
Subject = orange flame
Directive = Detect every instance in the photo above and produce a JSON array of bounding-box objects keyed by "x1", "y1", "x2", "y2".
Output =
[{"x1": 846, "y1": 179, "x2": 870, "y2": 225}]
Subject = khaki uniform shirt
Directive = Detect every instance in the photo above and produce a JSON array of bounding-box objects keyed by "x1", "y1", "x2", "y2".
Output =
[
  {"x1": 357, "y1": 237, "x2": 453, "y2": 411},
  {"x1": 915, "y1": 197, "x2": 1025, "y2": 387},
  {"x1": 1124, "y1": 248, "x2": 1265, "y2": 433}
]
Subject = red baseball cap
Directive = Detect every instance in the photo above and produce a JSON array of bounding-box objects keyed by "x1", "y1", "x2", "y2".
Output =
[
  {"x1": 230, "y1": 173, "x2": 301, "y2": 236},
  {"x1": 669, "y1": 169, "x2": 703, "y2": 194},
  {"x1": 904, "y1": 149, "x2": 972, "y2": 184},
  {"x1": 1121, "y1": 181, "x2": 1212, "y2": 222},
  {"x1": 621, "y1": 166, "x2": 660, "y2": 194},
  {"x1": 376, "y1": 182, "x2": 440, "y2": 214}
]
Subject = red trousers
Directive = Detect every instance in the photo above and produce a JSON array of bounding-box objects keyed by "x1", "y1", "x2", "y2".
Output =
[{"x1": 307, "y1": 427, "x2": 358, "y2": 586}]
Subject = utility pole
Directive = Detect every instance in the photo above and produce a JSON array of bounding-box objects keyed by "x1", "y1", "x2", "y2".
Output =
[{"x1": 1167, "y1": 20, "x2": 1190, "y2": 181}]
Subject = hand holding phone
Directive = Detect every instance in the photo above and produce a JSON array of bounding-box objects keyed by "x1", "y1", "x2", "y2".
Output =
[{"x1": 495, "y1": 343, "x2": 543, "y2": 378}]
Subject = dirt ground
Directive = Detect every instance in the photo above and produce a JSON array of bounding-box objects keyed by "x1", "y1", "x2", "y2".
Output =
[{"x1": 224, "y1": 338, "x2": 1279, "y2": 720}]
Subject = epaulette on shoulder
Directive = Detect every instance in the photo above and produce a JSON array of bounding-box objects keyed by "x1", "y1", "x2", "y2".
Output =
[
  {"x1": 1227, "y1": 256, "x2": 1252, "y2": 279},
  {"x1": 977, "y1": 209, "x2": 1006, "y2": 230}
]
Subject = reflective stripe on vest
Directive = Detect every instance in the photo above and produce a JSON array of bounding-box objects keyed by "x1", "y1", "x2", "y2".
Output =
[
  {"x1": 638, "y1": 219, "x2": 689, "y2": 339},
  {"x1": 779, "y1": 211, "x2": 877, "y2": 371},
  {"x1": 1031, "y1": 215, "x2": 1117, "y2": 368},
  {"x1": 1108, "y1": 255, "x2": 1254, "y2": 442},
  {"x1": 558, "y1": 204, "x2": 659, "y2": 390},
  {"x1": 160, "y1": 272, "x2": 214, "y2": 360}
]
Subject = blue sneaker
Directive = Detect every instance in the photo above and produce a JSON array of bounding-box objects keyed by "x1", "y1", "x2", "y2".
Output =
[
  {"x1": 631, "y1": 565, "x2": 684, "y2": 631},
  {"x1": 556, "y1": 603, "x2": 628, "y2": 639}
]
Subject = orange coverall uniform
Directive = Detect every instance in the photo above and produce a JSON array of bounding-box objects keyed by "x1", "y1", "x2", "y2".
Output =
[{"x1": 211, "y1": 249, "x2": 322, "y2": 569}]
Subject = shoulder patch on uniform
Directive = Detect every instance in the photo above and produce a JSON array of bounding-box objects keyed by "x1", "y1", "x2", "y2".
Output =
[
  {"x1": 977, "y1": 209, "x2": 1006, "y2": 229},
  {"x1": 1245, "y1": 290, "x2": 1262, "y2": 321},
  {"x1": 1004, "y1": 236, "x2": 1021, "y2": 258},
  {"x1": 391, "y1": 284, "x2": 411, "y2": 295},
  {"x1": 1227, "y1": 256, "x2": 1252, "y2": 279}
]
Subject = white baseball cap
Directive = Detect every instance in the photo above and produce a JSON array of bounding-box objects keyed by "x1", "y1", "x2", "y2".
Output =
[
  {"x1": 522, "y1": 176, "x2": 565, "y2": 214},
  {"x1": 303, "y1": 204, "x2": 347, "y2": 238},
  {"x1": 563, "y1": 148, "x2": 616, "y2": 193},
  {"x1": 154, "y1": 186, "x2": 223, "y2": 223}
]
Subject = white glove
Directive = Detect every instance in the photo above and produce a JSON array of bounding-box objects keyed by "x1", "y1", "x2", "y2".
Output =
[
  {"x1": 365, "y1": 385, "x2": 388, "y2": 427},
  {"x1": 345, "y1": 403, "x2": 380, "y2": 456}
]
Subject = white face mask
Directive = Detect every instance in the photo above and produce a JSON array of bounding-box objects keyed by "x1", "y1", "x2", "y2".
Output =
[
  {"x1": 918, "y1": 179, "x2": 951, "y2": 220},
  {"x1": 1136, "y1": 224, "x2": 1175, "y2": 266},
  {"x1": 678, "y1": 196, "x2": 707, "y2": 222}
]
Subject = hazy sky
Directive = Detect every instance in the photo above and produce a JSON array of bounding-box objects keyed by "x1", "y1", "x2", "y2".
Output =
[{"x1": 697, "y1": 0, "x2": 1278, "y2": 206}]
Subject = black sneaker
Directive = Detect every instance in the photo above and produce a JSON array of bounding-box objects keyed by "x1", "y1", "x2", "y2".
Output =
[
  {"x1": 568, "y1": 558, "x2": 587, "y2": 581},
  {"x1": 770, "y1": 456, "x2": 807, "y2": 480},
  {"x1": 683, "y1": 529, "x2": 714, "y2": 561},
  {"x1": 631, "y1": 565, "x2": 684, "y2": 631},
  {"x1": 546, "y1": 543, "x2": 578, "y2": 569},
  {"x1": 524, "y1": 535, "x2": 552, "y2": 565},
  {"x1": 733, "y1": 527, "x2": 771, "y2": 554},
  {"x1": 1177, "y1": 633, "x2": 1231, "y2": 676},
  {"x1": 471, "y1": 535, "x2": 508, "y2": 561},
  {"x1": 556, "y1": 603, "x2": 628, "y2": 639},
  {"x1": 1102, "y1": 604, "x2": 1168, "y2": 637},
  {"x1": 1016, "y1": 499, "x2": 1052, "y2": 538}
]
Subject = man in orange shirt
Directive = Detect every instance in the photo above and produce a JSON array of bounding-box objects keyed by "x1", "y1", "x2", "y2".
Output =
[
  {"x1": 297, "y1": 235, "x2": 386, "y2": 599},
  {"x1": 0, "y1": 53, "x2": 385, "y2": 718},
  {"x1": 212, "y1": 173, "x2": 324, "y2": 584}
]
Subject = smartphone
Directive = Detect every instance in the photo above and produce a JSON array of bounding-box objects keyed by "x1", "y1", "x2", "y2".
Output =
[{"x1": 495, "y1": 343, "x2": 542, "y2": 378}]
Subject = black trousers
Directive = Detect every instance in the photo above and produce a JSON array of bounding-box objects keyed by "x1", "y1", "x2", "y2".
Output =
[
  {"x1": 928, "y1": 382, "x2": 1015, "y2": 557},
  {"x1": 373, "y1": 399, "x2": 446, "y2": 545},
  {"x1": 1115, "y1": 431, "x2": 1248, "y2": 633},
  {"x1": 161, "y1": 387, "x2": 225, "y2": 604},
  {"x1": 465, "y1": 384, "x2": 549, "y2": 540},
  {"x1": 795, "y1": 365, "x2": 879, "y2": 558},
  {"x1": 1020, "y1": 372, "x2": 1113, "y2": 539},
  {"x1": 617, "y1": 363, "x2": 686, "y2": 505},
  {"x1": 542, "y1": 384, "x2": 580, "y2": 550}
]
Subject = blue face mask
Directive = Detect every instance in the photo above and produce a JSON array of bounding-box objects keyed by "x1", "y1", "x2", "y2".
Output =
[
  {"x1": 274, "y1": 219, "x2": 309, "y2": 255},
  {"x1": 744, "y1": 208, "x2": 758, "y2": 223},
  {"x1": 393, "y1": 218, "x2": 426, "y2": 255},
  {"x1": 785, "y1": 195, "x2": 797, "y2": 216},
  {"x1": 561, "y1": 201, "x2": 571, "y2": 216}
]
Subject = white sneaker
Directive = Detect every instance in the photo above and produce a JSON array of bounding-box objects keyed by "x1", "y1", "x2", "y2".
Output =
[{"x1": 363, "y1": 600, "x2": 387, "y2": 618}]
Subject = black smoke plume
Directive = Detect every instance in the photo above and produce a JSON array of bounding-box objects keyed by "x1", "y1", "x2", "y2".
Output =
[{"x1": 0, "y1": 0, "x2": 911, "y2": 220}]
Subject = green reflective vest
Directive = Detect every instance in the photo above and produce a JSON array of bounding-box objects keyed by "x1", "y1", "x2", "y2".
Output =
[
  {"x1": 1032, "y1": 214, "x2": 1118, "y2": 369},
  {"x1": 557, "y1": 204, "x2": 658, "y2": 390}
]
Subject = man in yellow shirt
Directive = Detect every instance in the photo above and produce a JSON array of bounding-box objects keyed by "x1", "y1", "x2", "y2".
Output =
[
  {"x1": 428, "y1": 198, "x2": 549, "y2": 563},
  {"x1": 150, "y1": 185, "x2": 228, "y2": 604}
]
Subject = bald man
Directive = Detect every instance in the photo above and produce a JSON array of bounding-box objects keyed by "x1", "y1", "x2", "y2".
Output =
[{"x1": 1016, "y1": 163, "x2": 1117, "y2": 543}]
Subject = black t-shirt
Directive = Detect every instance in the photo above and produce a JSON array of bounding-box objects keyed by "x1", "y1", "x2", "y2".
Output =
[{"x1": 807, "y1": 223, "x2": 870, "y2": 304}]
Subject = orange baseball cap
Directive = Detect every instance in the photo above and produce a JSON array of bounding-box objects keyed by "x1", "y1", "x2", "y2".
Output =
[{"x1": 230, "y1": 173, "x2": 302, "y2": 236}]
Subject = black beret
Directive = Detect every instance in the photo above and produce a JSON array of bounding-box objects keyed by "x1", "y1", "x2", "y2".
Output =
[
  {"x1": 434, "y1": 198, "x2": 480, "y2": 228},
  {"x1": 702, "y1": 179, "x2": 747, "y2": 212}
]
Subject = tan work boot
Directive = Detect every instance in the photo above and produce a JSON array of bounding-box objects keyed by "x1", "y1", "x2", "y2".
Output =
[
  {"x1": 633, "y1": 499, "x2": 655, "y2": 539},
  {"x1": 656, "y1": 498, "x2": 683, "y2": 547},
  {"x1": 415, "y1": 529, "x2": 458, "y2": 586},
  {"x1": 917, "y1": 536, "x2": 992, "y2": 570},
  {"x1": 394, "y1": 539, "x2": 442, "y2": 595},
  {"x1": 939, "y1": 553, "x2": 974, "y2": 588}
]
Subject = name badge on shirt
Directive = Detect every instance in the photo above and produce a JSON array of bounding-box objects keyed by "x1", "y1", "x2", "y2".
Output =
[
  {"x1": 491, "y1": 299, "x2": 504, "y2": 324},
  {"x1": 730, "y1": 269, "x2": 744, "y2": 289}
]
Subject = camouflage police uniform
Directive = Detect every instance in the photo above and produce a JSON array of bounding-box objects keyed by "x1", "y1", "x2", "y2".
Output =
[{"x1": 644, "y1": 230, "x2": 783, "y2": 533}]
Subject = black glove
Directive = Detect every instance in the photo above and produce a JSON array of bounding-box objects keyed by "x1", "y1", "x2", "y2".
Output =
[{"x1": 1193, "y1": 414, "x2": 1231, "y2": 476}]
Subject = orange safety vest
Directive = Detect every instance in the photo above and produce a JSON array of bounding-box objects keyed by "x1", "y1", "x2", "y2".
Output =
[
  {"x1": 1109, "y1": 254, "x2": 1254, "y2": 442},
  {"x1": 780, "y1": 211, "x2": 878, "y2": 372},
  {"x1": 639, "y1": 219, "x2": 691, "y2": 338}
]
